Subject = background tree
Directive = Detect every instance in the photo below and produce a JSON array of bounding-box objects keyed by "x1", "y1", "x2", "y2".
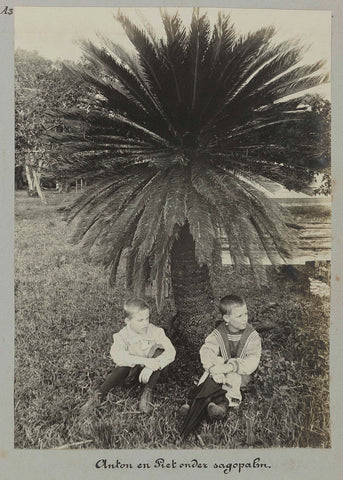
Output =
[
  {"x1": 47, "y1": 9, "x2": 330, "y2": 341},
  {"x1": 244, "y1": 93, "x2": 331, "y2": 194},
  {"x1": 15, "y1": 49, "x2": 93, "y2": 200},
  {"x1": 303, "y1": 95, "x2": 331, "y2": 196}
]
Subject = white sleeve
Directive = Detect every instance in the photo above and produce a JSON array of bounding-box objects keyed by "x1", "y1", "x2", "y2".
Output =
[
  {"x1": 228, "y1": 332, "x2": 261, "y2": 375},
  {"x1": 199, "y1": 332, "x2": 225, "y2": 371}
]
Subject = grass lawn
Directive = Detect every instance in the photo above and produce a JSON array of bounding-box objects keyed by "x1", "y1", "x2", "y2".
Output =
[{"x1": 14, "y1": 190, "x2": 330, "y2": 449}]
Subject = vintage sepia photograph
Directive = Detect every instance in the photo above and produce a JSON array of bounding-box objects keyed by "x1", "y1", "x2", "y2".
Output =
[{"x1": 13, "y1": 6, "x2": 331, "y2": 451}]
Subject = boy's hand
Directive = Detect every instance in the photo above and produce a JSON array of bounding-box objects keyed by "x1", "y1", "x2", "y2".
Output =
[
  {"x1": 212, "y1": 373, "x2": 225, "y2": 384},
  {"x1": 224, "y1": 363, "x2": 234, "y2": 374},
  {"x1": 210, "y1": 363, "x2": 234, "y2": 383},
  {"x1": 210, "y1": 364, "x2": 232, "y2": 375},
  {"x1": 143, "y1": 358, "x2": 160, "y2": 371},
  {"x1": 139, "y1": 367, "x2": 153, "y2": 384}
]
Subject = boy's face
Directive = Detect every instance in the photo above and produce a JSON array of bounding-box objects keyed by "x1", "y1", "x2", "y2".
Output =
[
  {"x1": 223, "y1": 303, "x2": 248, "y2": 332},
  {"x1": 127, "y1": 308, "x2": 150, "y2": 335}
]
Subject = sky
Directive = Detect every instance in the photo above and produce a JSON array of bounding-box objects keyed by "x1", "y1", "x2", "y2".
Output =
[{"x1": 15, "y1": 7, "x2": 331, "y2": 72}]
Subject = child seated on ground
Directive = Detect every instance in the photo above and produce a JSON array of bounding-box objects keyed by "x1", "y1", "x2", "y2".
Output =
[
  {"x1": 81, "y1": 298, "x2": 176, "y2": 415},
  {"x1": 181, "y1": 294, "x2": 261, "y2": 421}
]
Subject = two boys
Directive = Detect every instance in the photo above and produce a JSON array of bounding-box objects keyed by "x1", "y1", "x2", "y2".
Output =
[{"x1": 81, "y1": 295, "x2": 261, "y2": 425}]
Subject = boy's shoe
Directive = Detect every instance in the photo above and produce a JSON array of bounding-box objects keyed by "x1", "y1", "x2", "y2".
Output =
[
  {"x1": 207, "y1": 401, "x2": 228, "y2": 419},
  {"x1": 139, "y1": 387, "x2": 153, "y2": 414},
  {"x1": 179, "y1": 403, "x2": 190, "y2": 418},
  {"x1": 80, "y1": 393, "x2": 101, "y2": 416}
]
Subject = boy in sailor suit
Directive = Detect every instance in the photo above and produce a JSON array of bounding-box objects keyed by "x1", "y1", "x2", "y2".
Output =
[{"x1": 181, "y1": 294, "x2": 261, "y2": 419}]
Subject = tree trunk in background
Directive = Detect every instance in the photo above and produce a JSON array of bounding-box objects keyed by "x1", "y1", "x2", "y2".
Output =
[
  {"x1": 32, "y1": 168, "x2": 47, "y2": 204},
  {"x1": 170, "y1": 224, "x2": 215, "y2": 348},
  {"x1": 15, "y1": 166, "x2": 26, "y2": 189},
  {"x1": 25, "y1": 164, "x2": 47, "y2": 203},
  {"x1": 25, "y1": 164, "x2": 36, "y2": 196}
]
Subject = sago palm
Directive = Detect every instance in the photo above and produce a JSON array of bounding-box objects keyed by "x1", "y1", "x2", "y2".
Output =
[{"x1": 48, "y1": 9, "x2": 329, "y2": 338}]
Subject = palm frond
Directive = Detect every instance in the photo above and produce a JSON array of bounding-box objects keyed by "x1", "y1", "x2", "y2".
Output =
[
  {"x1": 132, "y1": 256, "x2": 150, "y2": 297},
  {"x1": 67, "y1": 174, "x2": 134, "y2": 222},
  {"x1": 80, "y1": 41, "x2": 165, "y2": 118},
  {"x1": 210, "y1": 11, "x2": 236, "y2": 63},
  {"x1": 209, "y1": 167, "x2": 296, "y2": 258},
  {"x1": 117, "y1": 11, "x2": 163, "y2": 93},
  {"x1": 125, "y1": 246, "x2": 136, "y2": 291},
  {"x1": 108, "y1": 219, "x2": 140, "y2": 286},
  {"x1": 135, "y1": 9, "x2": 161, "y2": 50},
  {"x1": 240, "y1": 219, "x2": 269, "y2": 285},
  {"x1": 188, "y1": 8, "x2": 211, "y2": 110},
  {"x1": 267, "y1": 72, "x2": 330, "y2": 101},
  {"x1": 163, "y1": 167, "x2": 189, "y2": 235},
  {"x1": 63, "y1": 62, "x2": 148, "y2": 120},
  {"x1": 160, "y1": 9, "x2": 188, "y2": 110},
  {"x1": 131, "y1": 174, "x2": 169, "y2": 262},
  {"x1": 247, "y1": 59, "x2": 327, "y2": 102},
  {"x1": 99, "y1": 34, "x2": 144, "y2": 76},
  {"x1": 73, "y1": 171, "x2": 154, "y2": 246},
  {"x1": 190, "y1": 162, "x2": 247, "y2": 265},
  {"x1": 200, "y1": 26, "x2": 276, "y2": 127}
]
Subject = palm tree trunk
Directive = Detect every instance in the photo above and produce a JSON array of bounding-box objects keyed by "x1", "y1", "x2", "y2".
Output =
[{"x1": 170, "y1": 223, "x2": 215, "y2": 346}]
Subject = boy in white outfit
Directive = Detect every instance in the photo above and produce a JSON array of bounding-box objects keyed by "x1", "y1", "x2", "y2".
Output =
[{"x1": 81, "y1": 298, "x2": 176, "y2": 415}]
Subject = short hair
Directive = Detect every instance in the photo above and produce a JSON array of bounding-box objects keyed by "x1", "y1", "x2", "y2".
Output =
[
  {"x1": 219, "y1": 294, "x2": 245, "y2": 316},
  {"x1": 124, "y1": 297, "x2": 150, "y2": 319}
]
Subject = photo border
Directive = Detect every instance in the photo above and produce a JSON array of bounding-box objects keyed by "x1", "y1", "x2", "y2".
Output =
[{"x1": 1, "y1": 1, "x2": 342, "y2": 478}]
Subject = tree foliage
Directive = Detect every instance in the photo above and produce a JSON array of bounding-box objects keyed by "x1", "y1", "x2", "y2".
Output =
[
  {"x1": 247, "y1": 93, "x2": 331, "y2": 192},
  {"x1": 15, "y1": 49, "x2": 94, "y2": 196},
  {"x1": 47, "y1": 9, "x2": 330, "y2": 310}
]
